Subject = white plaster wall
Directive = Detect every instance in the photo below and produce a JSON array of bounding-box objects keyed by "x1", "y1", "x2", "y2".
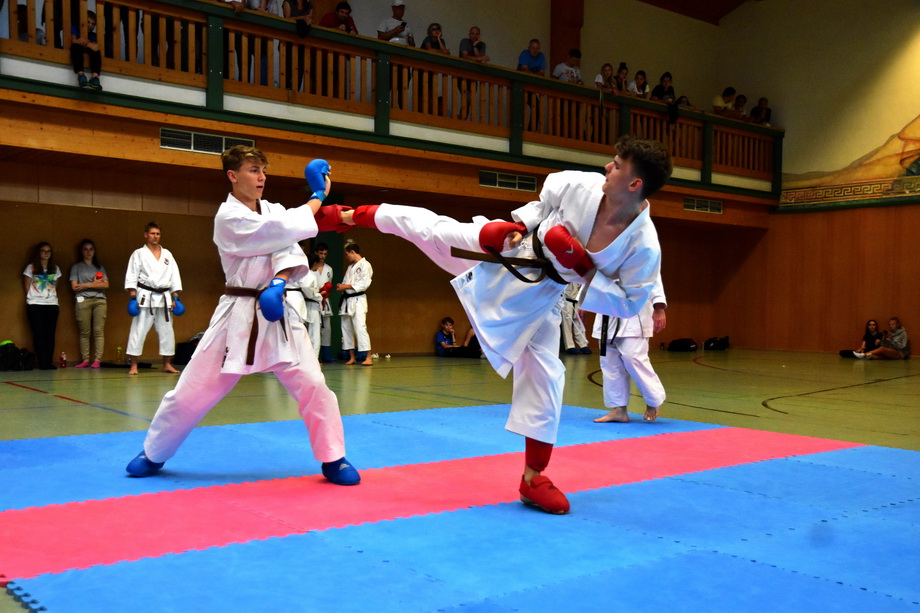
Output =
[{"x1": 718, "y1": 0, "x2": 920, "y2": 176}]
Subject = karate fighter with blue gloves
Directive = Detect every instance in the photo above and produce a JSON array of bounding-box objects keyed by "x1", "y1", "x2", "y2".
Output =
[{"x1": 126, "y1": 146, "x2": 360, "y2": 486}]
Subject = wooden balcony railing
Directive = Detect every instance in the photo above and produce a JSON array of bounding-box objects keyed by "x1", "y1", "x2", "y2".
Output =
[{"x1": 1, "y1": 0, "x2": 783, "y2": 195}]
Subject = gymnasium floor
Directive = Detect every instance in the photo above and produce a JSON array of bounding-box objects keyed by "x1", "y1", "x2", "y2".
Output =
[{"x1": 2, "y1": 349, "x2": 919, "y2": 612}]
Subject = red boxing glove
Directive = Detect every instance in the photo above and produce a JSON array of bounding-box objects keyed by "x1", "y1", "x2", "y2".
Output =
[
  {"x1": 320, "y1": 282, "x2": 332, "y2": 298},
  {"x1": 352, "y1": 205, "x2": 379, "y2": 229},
  {"x1": 478, "y1": 220, "x2": 527, "y2": 253},
  {"x1": 314, "y1": 204, "x2": 353, "y2": 233},
  {"x1": 543, "y1": 225, "x2": 594, "y2": 277}
]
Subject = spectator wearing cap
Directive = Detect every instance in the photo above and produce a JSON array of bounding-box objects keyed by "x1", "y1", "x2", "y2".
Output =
[
  {"x1": 377, "y1": 0, "x2": 414, "y2": 46},
  {"x1": 377, "y1": 0, "x2": 415, "y2": 109}
]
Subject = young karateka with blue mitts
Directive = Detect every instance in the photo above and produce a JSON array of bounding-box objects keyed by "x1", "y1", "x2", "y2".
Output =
[
  {"x1": 335, "y1": 136, "x2": 672, "y2": 514},
  {"x1": 126, "y1": 147, "x2": 360, "y2": 486}
]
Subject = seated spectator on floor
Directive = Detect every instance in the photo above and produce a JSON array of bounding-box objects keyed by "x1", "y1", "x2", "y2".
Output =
[
  {"x1": 840, "y1": 319, "x2": 884, "y2": 358},
  {"x1": 712, "y1": 87, "x2": 736, "y2": 115},
  {"x1": 650, "y1": 71, "x2": 676, "y2": 103},
  {"x1": 517, "y1": 38, "x2": 546, "y2": 76},
  {"x1": 627, "y1": 69, "x2": 650, "y2": 98},
  {"x1": 70, "y1": 10, "x2": 102, "y2": 91},
  {"x1": 319, "y1": 2, "x2": 357, "y2": 34},
  {"x1": 436, "y1": 317, "x2": 482, "y2": 358},
  {"x1": 595, "y1": 62, "x2": 616, "y2": 94},
  {"x1": 855, "y1": 317, "x2": 910, "y2": 360},
  {"x1": 750, "y1": 96, "x2": 773, "y2": 125},
  {"x1": 552, "y1": 48, "x2": 583, "y2": 85}
]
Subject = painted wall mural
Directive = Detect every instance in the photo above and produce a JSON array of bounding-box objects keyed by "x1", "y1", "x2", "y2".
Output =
[{"x1": 781, "y1": 114, "x2": 920, "y2": 209}]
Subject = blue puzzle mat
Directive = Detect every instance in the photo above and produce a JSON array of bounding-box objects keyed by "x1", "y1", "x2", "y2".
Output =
[{"x1": 3, "y1": 406, "x2": 919, "y2": 612}]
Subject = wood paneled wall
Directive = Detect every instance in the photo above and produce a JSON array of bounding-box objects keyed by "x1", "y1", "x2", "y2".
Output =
[{"x1": 3, "y1": 169, "x2": 917, "y2": 362}]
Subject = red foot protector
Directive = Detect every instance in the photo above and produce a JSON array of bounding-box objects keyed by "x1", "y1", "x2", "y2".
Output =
[{"x1": 0, "y1": 428, "x2": 860, "y2": 579}]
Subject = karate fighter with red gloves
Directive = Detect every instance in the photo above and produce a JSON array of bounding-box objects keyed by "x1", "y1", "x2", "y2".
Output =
[
  {"x1": 126, "y1": 147, "x2": 360, "y2": 486},
  {"x1": 332, "y1": 136, "x2": 672, "y2": 514}
]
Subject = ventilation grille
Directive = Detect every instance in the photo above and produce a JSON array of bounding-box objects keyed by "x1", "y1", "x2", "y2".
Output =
[
  {"x1": 479, "y1": 171, "x2": 537, "y2": 192},
  {"x1": 160, "y1": 128, "x2": 255, "y2": 154},
  {"x1": 683, "y1": 197, "x2": 723, "y2": 214}
]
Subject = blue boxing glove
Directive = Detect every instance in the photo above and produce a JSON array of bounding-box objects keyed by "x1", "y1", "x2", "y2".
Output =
[
  {"x1": 304, "y1": 159, "x2": 331, "y2": 203},
  {"x1": 172, "y1": 296, "x2": 185, "y2": 316},
  {"x1": 259, "y1": 278, "x2": 286, "y2": 322},
  {"x1": 127, "y1": 296, "x2": 140, "y2": 317}
]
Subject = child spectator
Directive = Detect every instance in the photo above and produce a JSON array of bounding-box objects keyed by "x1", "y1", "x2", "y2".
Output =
[
  {"x1": 70, "y1": 10, "x2": 102, "y2": 90},
  {"x1": 436, "y1": 317, "x2": 482, "y2": 358}
]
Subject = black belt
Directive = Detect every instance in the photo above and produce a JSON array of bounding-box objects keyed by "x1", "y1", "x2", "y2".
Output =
[
  {"x1": 225, "y1": 285, "x2": 287, "y2": 366},
  {"x1": 342, "y1": 291, "x2": 365, "y2": 300},
  {"x1": 449, "y1": 237, "x2": 567, "y2": 286},
  {"x1": 138, "y1": 282, "x2": 174, "y2": 321},
  {"x1": 598, "y1": 316, "x2": 621, "y2": 357}
]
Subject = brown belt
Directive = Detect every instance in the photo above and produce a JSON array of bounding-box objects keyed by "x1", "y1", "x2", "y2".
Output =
[{"x1": 225, "y1": 285, "x2": 287, "y2": 366}]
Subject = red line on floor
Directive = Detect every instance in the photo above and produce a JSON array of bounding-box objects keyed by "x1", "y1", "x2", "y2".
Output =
[
  {"x1": 0, "y1": 427, "x2": 861, "y2": 580},
  {"x1": 4, "y1": 382, "x2": 48, "y2": 393}
]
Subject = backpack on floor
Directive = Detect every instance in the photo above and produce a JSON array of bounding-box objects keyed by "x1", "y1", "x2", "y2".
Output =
[
  {"x1": 19, "y1": 347, "x2": 35, "y2": 371},
  {"x1": 667, "y1": 338, "x2": 698, "y2": 352},
  {"x1": 703, "y1": 336, "x2": 730, "y2": 351},
  {"x1": 0, "y1": 341, "x2": 22, "y2": 371}
]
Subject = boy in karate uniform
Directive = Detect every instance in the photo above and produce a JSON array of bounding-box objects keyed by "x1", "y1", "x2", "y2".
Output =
[
  {"x1": 126, "y1": 147, "x2": 360, "y2": 486},
  {"x1": 340, "y1": 136, "x2": 672, "y2": 513}
]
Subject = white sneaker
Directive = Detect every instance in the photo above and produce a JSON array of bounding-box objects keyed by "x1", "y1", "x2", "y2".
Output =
[{"x1": 853, "y1": 352, "x2": 865, "y2": 359}]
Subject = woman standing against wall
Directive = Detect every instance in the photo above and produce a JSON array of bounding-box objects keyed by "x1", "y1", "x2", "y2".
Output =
[
  {"x1": 22, "y1": 242, "x2": 61, "y2": 370},
  {"x1": 69, "y1": 239, "x2": 109, "y2": 368}
]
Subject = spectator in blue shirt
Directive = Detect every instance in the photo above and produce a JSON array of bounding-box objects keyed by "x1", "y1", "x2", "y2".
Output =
[
  {"x1": 70, "y1": 10, "x2": 102, "y2": 90},
  {"x1": 517, "y1": 38, "x2": 546, "y2": 76}
]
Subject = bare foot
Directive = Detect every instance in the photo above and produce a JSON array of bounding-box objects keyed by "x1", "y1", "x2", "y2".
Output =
[
  {"x1": 644, "y1": 406, "x2": 660, "y2": 422},
  {"x1": 344, "y1": 359, "x2": 357, "y2": 365},
  {"x1": 163, "y1": 367, "x2": 181, "y2": 374},
  {"x1": 127, "y1": 368, "x2": 139, "y2": 376},
  {"x1": 361, "y1": 359, "x2": 373, "y2": 366},
  {"x1": 594, "y1": 407, "x2": 629, "y2": 423}
]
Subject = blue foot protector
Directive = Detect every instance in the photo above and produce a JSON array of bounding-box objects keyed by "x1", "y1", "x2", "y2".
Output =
[
  {"x1": 322, "y1": 457, "x2": 361, "y2": 485},
  {"x1": 565, "y1": 348, "x2": 580, "y2": 355},
  {"x1": 126, "y1": 451, "x2": 165, "y2": 477}
]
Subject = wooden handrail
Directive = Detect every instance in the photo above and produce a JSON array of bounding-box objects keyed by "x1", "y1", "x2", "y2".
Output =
[{"x1": 1, "y1": 0, "x2": 783, "y2": 193}]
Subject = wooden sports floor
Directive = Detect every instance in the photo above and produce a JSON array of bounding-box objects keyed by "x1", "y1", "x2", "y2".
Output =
[{"x1": 2, "y1": 350, "x2": 919, "y2": 611}]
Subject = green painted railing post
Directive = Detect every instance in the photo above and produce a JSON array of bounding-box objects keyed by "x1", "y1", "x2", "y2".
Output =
[
  {"x1": 206, "y1": 15, "x2": 224, "y2": 111},
  {"x1": 772, "y1": 132, "x2": 784, "y2": 196},
  {"x1": 510, "y1": 82, "x2": 525, "y2": 157},
  {"x1": 375, "y1": 52, "x2": 392, "y2": 136},
  {"x1": 618, "y1": 103, "x2": 631, "y2": 139},
  {"x1": 701, "y1": 122, "x2": 713, "y2": 185}
]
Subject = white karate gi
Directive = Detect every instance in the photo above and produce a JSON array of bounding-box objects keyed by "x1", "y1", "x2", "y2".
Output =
[
  {"x1": 593, "y1": 275, "x2": 667, "y2": 408},
  {"x1": 560, "y1": 282, "x2": 589, "y2": 350},
  {"x1": 125, "y1": 244, "x2": 182, "y2": 357},
  {"x1": 287, "y1": 273, "x2": 323, "y2": 357},
  {"x1": 314, "y1": 262, "x2": 334, "y2": 347},
  {"x1": 375, "y1": 170, "x2": 661, "y2": 444},
  {"x1": 140, "y1": 194, "x2": 346, "y2": 464},
  {"x1": 339, "y1": 257, "x2": 372, "y2": 352}
]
